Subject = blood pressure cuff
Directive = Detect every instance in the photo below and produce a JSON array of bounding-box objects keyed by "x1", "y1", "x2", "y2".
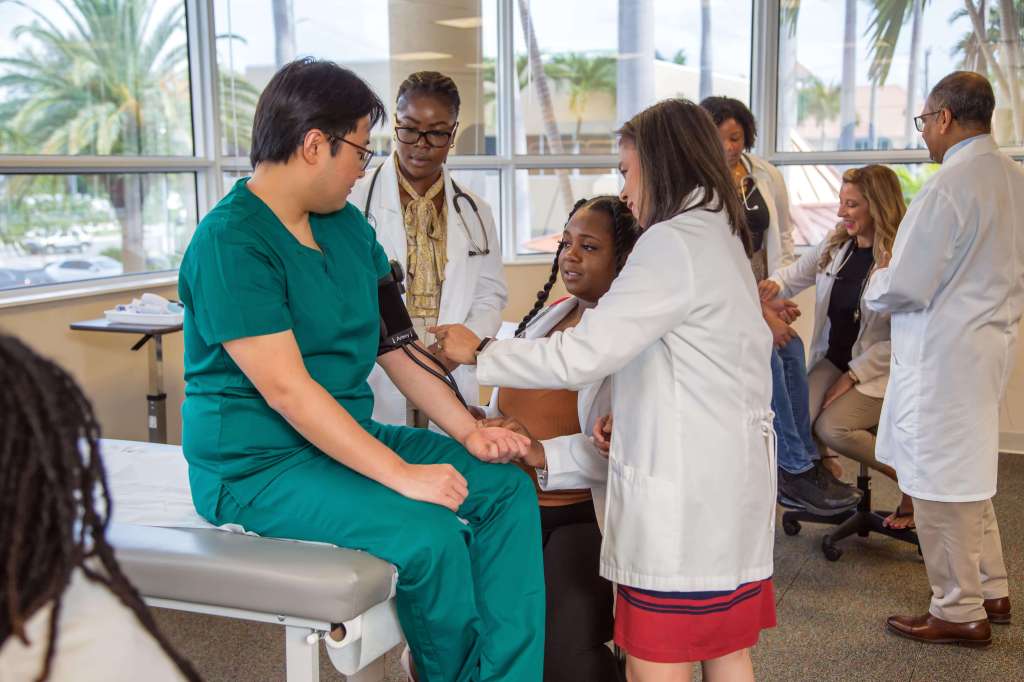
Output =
[{"x1": 378, "y1": 260, "x2": 418, "y2": 355}]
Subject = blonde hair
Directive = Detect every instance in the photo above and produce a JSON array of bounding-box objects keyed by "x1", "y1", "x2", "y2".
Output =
[{"x1": 818, "y1": 164, "x2": 906, "y2": 272}]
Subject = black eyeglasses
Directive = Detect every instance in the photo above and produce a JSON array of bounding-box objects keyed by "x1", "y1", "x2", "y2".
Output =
[
  {"x1": 914, "y1": 110, "x2": 947, "y2": 132},
  {"x1": 328, "y1": 134, "x2": 374, "y2": 171},
  {"x1": 394, "y1": 121, "x2": 459, "y2": 148}
]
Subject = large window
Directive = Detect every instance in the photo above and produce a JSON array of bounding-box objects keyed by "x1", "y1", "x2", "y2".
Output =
[
  {"x1": 512, "y1": 0, "x2": 753, "y2": 157},
  {"x1": 1, "y1": 1, "x2": 1021, "y2": 298},
  {"x1": 215, "y1": 0, "x2": 498, "y2": 158},
  {"x1": 777, "y1": 0, "x2": 1024, "y2": 152}
]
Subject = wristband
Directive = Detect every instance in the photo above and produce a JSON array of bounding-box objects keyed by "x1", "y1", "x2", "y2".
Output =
[{"x1": 475, "y1": 337, "x2": 493, "y2": 356}]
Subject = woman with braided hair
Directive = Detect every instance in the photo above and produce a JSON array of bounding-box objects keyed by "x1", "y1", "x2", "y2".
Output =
[
  {"x1": 350, "y1": 70, "x2": 506, "y2": 429},
  {"x1": 471, "y1": 196, "x2": 641, "y2": 681},
  {"x1": 0, "y1": 335, "x2": 199, "y2": 681}
]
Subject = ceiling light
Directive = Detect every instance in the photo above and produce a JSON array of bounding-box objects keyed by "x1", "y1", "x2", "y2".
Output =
[
  {"x1": 392, "y1": 51, "x2": 454, "y2": 62},
  {"x1": 435, "y1": 17, "x2": 483, "y2": 29}
]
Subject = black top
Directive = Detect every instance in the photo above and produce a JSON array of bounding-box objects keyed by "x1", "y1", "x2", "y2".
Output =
[
  {"x1": 743, "y1": 179, "x2": 771, "y2": 253},
  {"x1": 825, "y1": 244, "x2": 874, "y2": 371}
]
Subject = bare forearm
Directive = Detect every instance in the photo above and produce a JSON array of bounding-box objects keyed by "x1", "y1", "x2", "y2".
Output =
[
  {"x1": 378, "y1": 345, "x2": 477, "y2": 441},
  {"x1": 271, "y1": 378, "x2": 407, "y2": 488}
]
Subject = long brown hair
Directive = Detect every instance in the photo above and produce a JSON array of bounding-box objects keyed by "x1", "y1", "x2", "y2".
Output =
[
  {"x1": 819, "y1": 164, "x2": 906, "y2": 271},
  {"x1": 0, "y1": 335, "x2": 201, "y2": 681},
  {"x1": 617, "y1": 98, "x2": 751, "y2": 256}
]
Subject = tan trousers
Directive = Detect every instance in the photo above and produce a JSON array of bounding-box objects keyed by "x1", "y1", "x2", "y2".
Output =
[
  {"x1": 914, "y1": 497, "x2": 1009, "y2": 622},
  {"x1": 807, "y1": 360, "x2": 884, "y2": 471}
]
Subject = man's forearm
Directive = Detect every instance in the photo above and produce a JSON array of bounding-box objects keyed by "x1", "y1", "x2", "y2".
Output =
[{"x1": 379, "y1": 345, "x2": 477, "y2": 442}]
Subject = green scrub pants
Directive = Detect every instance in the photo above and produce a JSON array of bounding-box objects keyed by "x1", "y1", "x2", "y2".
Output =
[{"x1": 206, "y1": 422, "x2": 545, "y2": 682}]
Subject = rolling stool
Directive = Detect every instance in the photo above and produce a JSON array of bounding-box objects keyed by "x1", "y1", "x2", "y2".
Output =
[{"x1": 781, "y1": 461, "x2": 920, "y2": 561}]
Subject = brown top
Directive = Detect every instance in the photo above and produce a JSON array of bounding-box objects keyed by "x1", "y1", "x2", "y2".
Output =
[{"x1": 498, "y1": 301, "x2": 592, "y2": 507}]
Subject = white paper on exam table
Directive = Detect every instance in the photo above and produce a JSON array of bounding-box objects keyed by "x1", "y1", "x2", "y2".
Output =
[{"x1": 102, "y1": 439, "x2": 249, "y2": 534}]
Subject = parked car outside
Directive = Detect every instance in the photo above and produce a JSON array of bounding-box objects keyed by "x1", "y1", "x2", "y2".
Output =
[
  {"x1": 43, "y1": 256, "x2": 122, "y2": 282},
  {"x1": 23, "y1": 227, "x2": 92, "y2": 254}
]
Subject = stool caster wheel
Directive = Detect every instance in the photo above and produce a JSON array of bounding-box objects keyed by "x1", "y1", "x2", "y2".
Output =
[
  {"x1": 782, "y1": 518, "x2": 801, "y2": 536},
  {"x1": 822, "y1": 535, "x2": 843, "y2": 562}
]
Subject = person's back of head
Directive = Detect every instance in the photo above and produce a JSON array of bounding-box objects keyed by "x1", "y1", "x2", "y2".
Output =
[
  {"x1": 617, "y1": 98, "x2": 751, "y2": 255},
  {"x1": 920, "y1": 71, "x2": 995, "y2": 162},
  {"x1": 927, "y1": 71, "x2": 995, "y2": 135},
  {"x1": 0, "y1": 335, "x2": 200, "y2": 681},
  {"x1": 249, "y1": 57, "x2": 387, "y2": 169}
]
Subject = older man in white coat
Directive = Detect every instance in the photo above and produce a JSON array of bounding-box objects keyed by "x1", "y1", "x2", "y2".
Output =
[{"x1": 865, "y1": 71, "x2": 1024, "y2": 647}]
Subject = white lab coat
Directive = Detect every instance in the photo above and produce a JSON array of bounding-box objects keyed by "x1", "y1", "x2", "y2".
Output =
[
  {"x1": 477, "y1": 206, "x2": 776, "y2": 592},
  {"x1": 349, "y1": 155, "x2": 507, "y2": 425},
  {"x1": 746, "y1": 154, "x2": 797, "y2": 273},
  {"x1": 482, "y1": 296, "x2": 611, "y2": 528},
  {"x1": 864, "y1": 135, "x2": 1024, "y2": 502},
  {"x1": 768, "y1": 238, "x2": 892, "y2": 398}
]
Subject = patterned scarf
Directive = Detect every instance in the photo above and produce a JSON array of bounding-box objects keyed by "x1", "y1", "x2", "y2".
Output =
[{"x1": 396, "y1": 159, "x2": 448, "y2": 318}]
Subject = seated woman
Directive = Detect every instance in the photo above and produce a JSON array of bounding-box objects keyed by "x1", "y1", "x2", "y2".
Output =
[
  {"x1": 701, "y1": 95, "x2": 861, "y2": 516},
  {"x1": 477, "y1": 196, "x2": 641, "y2": 682},
  {"x1": 0, "y1": 335, "x2": 199, "y2": 681},
  {"x1": 760, "y1": 164, "x2": 911, "y2": 528},
  {"x1": 177, "y1": 59, "x2": 543, "y2": 681}
]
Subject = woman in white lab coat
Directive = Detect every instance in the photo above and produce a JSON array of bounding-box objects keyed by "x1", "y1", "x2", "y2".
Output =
[
  {"x1": 434, "y1": 100, "x2": 777, "y2": 682},
  {"x1": 478, "y1": 195, "x2": 640, "y2": 682},
  {"x1": 761, "y1": 165, "x2": 910, "y2": 526},
  {"x1": 348, "y1": 71, "x2": 506, "y2": 426}
]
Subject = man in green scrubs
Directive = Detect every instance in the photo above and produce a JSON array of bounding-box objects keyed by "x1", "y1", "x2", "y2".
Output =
[{"x1": 178, "y1": 58, "x2": 545, "y2": 681}]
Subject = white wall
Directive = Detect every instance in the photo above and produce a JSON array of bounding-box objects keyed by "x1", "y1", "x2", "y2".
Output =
[{"x1": 2, "y1": 271, "x2": 1022, "y2": 452}]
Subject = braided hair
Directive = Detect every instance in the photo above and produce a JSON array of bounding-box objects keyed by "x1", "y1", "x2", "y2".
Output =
[
  {"x1": 0, "y1": 335, "x2": 201, "y2": 682},
  {"x1": 397, "y1": 71, "x2": 461, "y2": 115},
  {"x1": 515, "y1": 196, "x2": 642, "y2": 337}
]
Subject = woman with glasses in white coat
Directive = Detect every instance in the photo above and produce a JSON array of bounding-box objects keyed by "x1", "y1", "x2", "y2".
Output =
[
  {"x1": 434, "y1": 99, "x2": 777, "y2": 682},
  {"x1": 349, "y1": 71, "x2": 506, "y2": 427}
]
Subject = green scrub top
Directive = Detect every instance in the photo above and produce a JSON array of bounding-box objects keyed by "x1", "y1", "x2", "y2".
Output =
[{"x1": 178, "y1": 178, "x2": 390, "y2": 510}]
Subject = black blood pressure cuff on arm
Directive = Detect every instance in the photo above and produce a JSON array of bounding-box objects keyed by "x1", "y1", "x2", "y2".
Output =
[{"x1": 378, "y1": 260, "x2": 418, "y2": 355}]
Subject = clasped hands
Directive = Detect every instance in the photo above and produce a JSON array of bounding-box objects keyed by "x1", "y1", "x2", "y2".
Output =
[{"x1": 471, "y1": 413, "x2": 615, "y2": 470}]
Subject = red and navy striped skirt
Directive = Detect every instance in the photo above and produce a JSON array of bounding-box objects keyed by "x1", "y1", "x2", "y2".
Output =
[{"x1": 614, "y1": 578, "x2": 776, "y2": 663}]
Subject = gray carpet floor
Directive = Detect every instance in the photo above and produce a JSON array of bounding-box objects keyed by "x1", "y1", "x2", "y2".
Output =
[{"x1": 154, "y1": 453, "x2": 1024, "y2": 681}]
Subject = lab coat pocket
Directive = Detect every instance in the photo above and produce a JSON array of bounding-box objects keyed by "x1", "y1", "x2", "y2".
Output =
[{"x1": 604, "y1": 457, "x2": 680, "y2": 577}]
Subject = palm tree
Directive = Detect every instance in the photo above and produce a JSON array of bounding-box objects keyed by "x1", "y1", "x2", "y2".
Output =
[
  {"x1": 699, "y1": 0, "x2": 713, "y2": 101},
  {"x1": 959, "y1": 0, "x2": 1024, "y2": 143},
  {"x1": 838, "y1": 0, "x2": 858, "y2": 150},
  {"x1": 866, "y1": 0, "x2": 930, "y2": 148},
  {"x1": 517, "y1": 0, "x2": 574, "y2": 214},
  {"x1": 272, "y1": 0, "x2": 295, "y2": 67},
  {"x1": 799, "y1": 76, "x2": 842, "y2": 148},
  {"x1": 779, "y1": 0, "x2": 801, "y2": 150},
  {"x1": 0, "y1": 0, "x2": 191, "y2": 271},
  {"x1": 544, "y1": 53, "x2": 616, "y2": 144}
]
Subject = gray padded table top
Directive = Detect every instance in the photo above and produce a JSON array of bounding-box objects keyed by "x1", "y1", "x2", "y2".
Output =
[{"x1": 109, "y1": 523, "x2": 396, "y2": 624}]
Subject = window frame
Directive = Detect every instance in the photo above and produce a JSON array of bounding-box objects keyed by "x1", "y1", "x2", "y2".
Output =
[{"x1": 2, "y1": 0, "x2": 1022, "y2": 308}]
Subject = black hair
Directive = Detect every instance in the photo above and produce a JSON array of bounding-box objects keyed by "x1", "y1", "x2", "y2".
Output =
[
  {"x1": 515, "y1": 196, "x2": 643, "y2": 337},
  {"x1": 249, "y1": 57, "x2": 387, "y2": 167},
  {"x1": 699, "y1": 96, "x2": 758, "y2": 150},
  {"x1": 928, "y1": 71, "x2": 995, "y2": 131},
  {"x1": 0, "y1": 335, "x2": 201, "y2": 682},
  {"x1": 396, "y1": 71, "x2": 461, "y2": 116}
]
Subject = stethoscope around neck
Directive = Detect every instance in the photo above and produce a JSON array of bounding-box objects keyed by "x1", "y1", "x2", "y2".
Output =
[
  {"x1": 362, "y1": 161, "x2": 490, "y2": 257},
  {"x1": 736, "y1": 154, "x2": 761, "y2": 212}
]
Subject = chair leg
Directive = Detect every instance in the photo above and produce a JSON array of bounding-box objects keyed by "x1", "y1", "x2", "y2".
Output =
[
  {"x1": 785, "y1": 464, "x2": 920, "y2": 560},
  {"x1": 285, "y1": 626, "x2": 320, "y2": 682}
]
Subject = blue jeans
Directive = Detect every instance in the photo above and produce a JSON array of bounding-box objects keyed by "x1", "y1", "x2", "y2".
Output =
[{"x1": 771, "y1": 335, "x2": 818, "y2": 474}]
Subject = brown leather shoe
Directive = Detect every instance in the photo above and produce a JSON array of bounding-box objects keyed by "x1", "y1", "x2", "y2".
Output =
[
  {"x1": 886, "y1": 613, "x2": 991, "y2": 647},
  {"x1": 984, "y1": 597, "x2": 1011, "y2": 625}
]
